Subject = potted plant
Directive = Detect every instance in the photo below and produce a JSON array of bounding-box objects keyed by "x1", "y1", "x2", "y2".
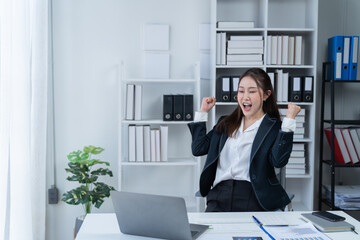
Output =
[{"x1": 62, "y1": 145, "x2": 115, "y2": 237}]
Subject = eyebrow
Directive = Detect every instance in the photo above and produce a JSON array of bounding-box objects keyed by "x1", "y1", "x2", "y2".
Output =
[{"x1": 238, "y1": 86, "x2": 257, "y2": 89}]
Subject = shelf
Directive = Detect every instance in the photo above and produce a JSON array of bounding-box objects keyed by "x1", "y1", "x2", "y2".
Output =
[
  {"x1": 322, "y1": 160, "x2": 360, "y2": 167},
  {"x1": 123, "y1": 78, "x2": 196, "y2": 83},
  {"x1": 120, "y1": 158, "x2": 197, "y2": 166},
  {"x1": 266, "y1": 65, "x2": 315, "y2": 69},
  {"x1": 286, "y1": 174, "x2": 311, "y2": 179},
  {"x1": 321, "y1": 198, "x2": 360, "y2": 211},
  {"x1": 324, "y1": 80, "x2": 360, "y2": 83},
  {"x1": 216, "y1": 28, "x2": 265, "y2": 32},
  {"x1": 216, "y1": 65, "x2": 264, "y2": 69},
  {"x1": 323, "y1": 120, "x2": 360, "y2": 125},
  {"x1": 267, "y1": 28, "x2": 316, "y2": 32},
  {"x1": 122, "y1": 120, "x2": 192, "y2": 125}
]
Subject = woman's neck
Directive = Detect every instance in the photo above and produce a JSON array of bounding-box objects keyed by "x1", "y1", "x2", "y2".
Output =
[{"x1": 243, "y1": 112, "x2": 265, "y2": 131}]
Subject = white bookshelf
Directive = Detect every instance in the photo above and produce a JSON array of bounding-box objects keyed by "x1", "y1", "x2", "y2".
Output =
[
  {"x1": 210, "y1": 0, "x2": 318, "y2": 211},
  {"x1": 118, "y1": 62, "x2": 202, "y2": 212}
]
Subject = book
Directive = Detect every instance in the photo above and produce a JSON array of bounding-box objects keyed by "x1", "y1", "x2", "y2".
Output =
[
  {"x1": 150, "y1": 129, "x2": 156, "y2": 162},
  {"x1": 227, "y1": 40, "x2": 263, "y2": 49},
  {"x1": 217, "y1": 21, "x2": 254, "y2": 28},
  {"x1": 160, "y1": 125, "x2": 168, "y2": 162},
  {"x1": 349, "y1": 128, "x2": 360, "y2": 160},
  {"x1": 295, "y1": 36, "x2": 302, "y2": 65},
  {"x1": 226, "y1": 54, "x2": 262, "y2": 62},
  {"x1": 290, "y1": 150, "x2": 305, "y2": 158},
  {"x1": 301, "y1": 213, "x2": 355, "y2": 232},
  {"x1": 282, "y1": 35, "x2": 289, "y2": 65},
  {"x1": 126, "y1": 84, "x2": 135, "y2": 120},
  {"x1": 288, "y1": 157, "x2": 306, "y2": 164},
  {"x1": 226, "y1": 61, "x2": 263, "y2": 66},
  {"x1": 229, "y1": 35, "x2": 262, "y2": 41},
  {"x1": 288, "y1": 36, "x2": 295, "y2": 65},
  {"x1": 324, "y1": 128, "x2": 351, "y2": 164},
  {"x1": 277, "y1": 36, "x2": 282, "y2": 65},
  {"x1": 286, "y1": 168, "x2": 306, "y2": 174},
  {"x1": 128, "y1": 125, "x2": 136, "y2": 162},
  {"x1": 341, "y1": 128, "x2": 359, "y2": 164},
  {"x1": 135, "y1": 125, "x2": 144, "y2": 162},
  {"x1": 143, "y1": 125, "x2": 151, "y2": 162},
  {"x1": 271, "y1": 36, "x2": 277, "y2": 65},
  {"x1": 227, "y1": 48, "x2": 263, "y2": 54},
  {"x1": 134, "y1": 85, "x2": 142, "y2": 120},
  {"x1": 216, "y1": 33, "x2": 221, "y2": 65},
  {"x1": 266, "y1": 35, "x2": 272, "y2": 65},
  {"x1": 155, "y1": 129, "x2": 161, "y2": 162},
  {"x1": 293, "y1": 143, "x2": 305, "y2": 151}
]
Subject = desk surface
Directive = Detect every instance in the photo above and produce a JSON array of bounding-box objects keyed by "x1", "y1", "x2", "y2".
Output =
[{"x1": 76, "y1": 211, "x2": 360, "y2": 240}]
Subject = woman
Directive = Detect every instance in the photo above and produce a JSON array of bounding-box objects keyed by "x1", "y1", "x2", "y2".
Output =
[{"x1": 188, "y1": 68, "x2": 301, "y2": 212}]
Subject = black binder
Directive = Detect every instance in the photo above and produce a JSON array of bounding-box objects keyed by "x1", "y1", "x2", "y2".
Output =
[
  {"x1": 230, "y1": 76, "x2": 240, "y2": 102},
  {"x1": 302, "y1": 76, "x2": 313, "y2": 102},
  {"x1": 163, "y1": 95, "x2": 173, "y2": 121},
  {"x1": 173, "y1": 95, "x2": 184, "y2": 121},
  {"x1": 217, "y1": 76, "x2": 230, "y2": 102},
  {"x1": 289, "y1": 76, "x2": 302, "y2": 102},
  {"x1": 183, "y1": 94, "x2": 193, "y2": 121}
]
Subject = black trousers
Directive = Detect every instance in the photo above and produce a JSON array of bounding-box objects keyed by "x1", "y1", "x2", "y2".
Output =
[{"x1": 205, "y1": 179, "x2": 264, "y2": 212}]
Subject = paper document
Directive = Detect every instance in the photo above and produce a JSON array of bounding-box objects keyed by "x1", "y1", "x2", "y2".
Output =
[{"x1": 262, "y1": 222, "x2": 332, "y2": 240}]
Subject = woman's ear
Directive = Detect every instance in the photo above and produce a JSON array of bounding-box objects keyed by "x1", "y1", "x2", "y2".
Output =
[{"x1": 263, "y1": 90, "x2": 271, "y2": 101}]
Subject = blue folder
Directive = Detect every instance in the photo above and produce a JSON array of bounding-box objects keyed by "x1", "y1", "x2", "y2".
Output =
[
  {"x1": 349, "y1": 36, "x2": 359, "y2": 80},
  {"x1": 342, "y1": 36, "x2": 351, "y2": 80},
  {"x1": 328, "y1": 36, "x2": 344, "y2": 80}
]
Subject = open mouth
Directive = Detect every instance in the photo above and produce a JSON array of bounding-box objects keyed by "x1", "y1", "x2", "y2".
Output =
[{"x1": 243, "y1": 103, "x2": 252, "y2": 111}]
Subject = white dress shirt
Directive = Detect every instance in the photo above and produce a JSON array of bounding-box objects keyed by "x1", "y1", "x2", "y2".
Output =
[{"x1": 194, "y1": 112, "x2": 296, "y2": 187}]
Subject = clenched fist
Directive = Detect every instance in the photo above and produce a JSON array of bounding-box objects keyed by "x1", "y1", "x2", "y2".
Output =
[
  {"x1": 286, "y1": 102, "x2": 301, "y2": 119},
  {"x1": 200, "y1": 97, "x2": 216, "y2": 113}
]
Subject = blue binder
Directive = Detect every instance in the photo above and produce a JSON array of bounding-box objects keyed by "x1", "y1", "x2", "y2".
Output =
[
  {"x1": 328, "y1": 36, "x2": 343, "y2": 80},
  {"x1": 342, "y1": 36, "x2": 351, "y2": 80},
  {"x1": 349, "y1": 36, "x2": 359, "y2": 80}
]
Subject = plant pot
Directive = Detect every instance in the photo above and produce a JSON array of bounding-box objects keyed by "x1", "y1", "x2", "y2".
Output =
[{"x1": 74, "y1": 215, "x2": 86, "y2": 239}]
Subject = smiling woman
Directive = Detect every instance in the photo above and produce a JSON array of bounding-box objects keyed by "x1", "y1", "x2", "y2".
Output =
[
  {"x1": 0, "y1": 0, "x2": 50, "y2": 240},
  {"x1": 188, "y1": 68, "x2": 301, "y2": 212}
]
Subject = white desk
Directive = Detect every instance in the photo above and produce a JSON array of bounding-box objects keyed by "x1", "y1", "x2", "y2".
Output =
[{"x1": 76, "y1": 211, "x2": 360, "y2": 240}]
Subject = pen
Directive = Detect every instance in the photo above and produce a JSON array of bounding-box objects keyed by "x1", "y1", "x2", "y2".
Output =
[
  {"x1": 252, "y1": 216, "x2": 275, "y2": 240},
  {"x1": 352, "y1": 228, "x2": 358, "y2": 235}
]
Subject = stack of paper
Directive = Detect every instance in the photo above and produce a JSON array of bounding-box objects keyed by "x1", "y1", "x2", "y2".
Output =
[{"x1": 323, "y1": 185, "x2": 360, "y2": 209}]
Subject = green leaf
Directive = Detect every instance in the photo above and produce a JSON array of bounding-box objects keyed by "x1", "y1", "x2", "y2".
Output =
[
  {"x1": 67, "y1": 150, "x2": 81, "y2": 162},
  {"x1": 91, "y1": 168, "x2": 113, "y2": 177},
  {"x1": 83, "y1": 146, "x2": 92, "y2": 154},
  {"x1": 87, "y1": 159, "x2": 110, "y2": 167},
  {"x1": 90, "y1": 146, "x2": 104, "y2": 155}
]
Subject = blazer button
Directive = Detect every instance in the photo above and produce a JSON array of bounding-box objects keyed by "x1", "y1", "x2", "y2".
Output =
[
  {"x1": 252, "y1": 174, "x2": 256, "y2": 180},
  {"x1": 281, "y1": 140, "x2": 286, "y2": 144}
]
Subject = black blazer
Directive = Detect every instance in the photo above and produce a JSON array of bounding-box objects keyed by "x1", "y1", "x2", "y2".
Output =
[{"x1": 188, "y1": 114, "x2": 293, "y2": 211}]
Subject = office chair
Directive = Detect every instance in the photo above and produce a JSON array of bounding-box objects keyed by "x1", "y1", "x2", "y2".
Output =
[{"x1": 276, "y1": 167, "x2": 295, "y2": 211}]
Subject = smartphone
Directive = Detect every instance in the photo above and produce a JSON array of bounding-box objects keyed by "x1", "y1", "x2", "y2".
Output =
[{"x1": 312, "y1": 211, "x2": 346, "y2": 222}]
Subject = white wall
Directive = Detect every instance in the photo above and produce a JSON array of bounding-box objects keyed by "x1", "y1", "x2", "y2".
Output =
[{"x1": 47, "y1": 1, "x2": 210, "y2": 240}]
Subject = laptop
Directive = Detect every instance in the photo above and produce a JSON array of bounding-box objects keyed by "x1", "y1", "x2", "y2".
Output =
[{"x1": 110, "y1": 191, "x2": 209, "y2": 240}]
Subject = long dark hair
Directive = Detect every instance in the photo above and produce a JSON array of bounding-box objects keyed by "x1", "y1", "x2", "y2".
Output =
[{"x1": 216, "y1": 68, "x2": 280, "y2": 137}]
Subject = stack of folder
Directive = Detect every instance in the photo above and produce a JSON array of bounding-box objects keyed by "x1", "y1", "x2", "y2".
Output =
[
  {"x1": 287, "y1": 143, "x2": 306, "y2": 175},
  {"x1": 324, "y1": 127, "x2": 360, "y2": 165},
  {"x1": 267, "y1": 35, "x2": 302, "y2": 65},
  {"x1": 267, "y1": 72, "x2": 314, "y2": 103},
  {"x1": 323, "y1": 185, "x2": 360, "y2": 210},
  {"x1": 328, "y1": 36, "x2": 359, "y2": 80},
  {"x1": 216, "y1": 76, "x2": 240, "y2": 102},
  {"x1": 128, "y1": 125, "x2": 168, "y2": 162},
  {"x1": 163, "y1": 94, "x2": 193, "y2": 121}
]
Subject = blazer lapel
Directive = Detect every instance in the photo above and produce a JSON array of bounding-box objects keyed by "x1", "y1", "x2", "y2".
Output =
[{"x1": 250, "y1": 115, "x2": 276, "y2": 161}]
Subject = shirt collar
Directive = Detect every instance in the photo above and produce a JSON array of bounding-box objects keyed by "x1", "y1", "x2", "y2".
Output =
[{"x1": 240, "y1": 113, "x2": 266, "y2": 133}]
